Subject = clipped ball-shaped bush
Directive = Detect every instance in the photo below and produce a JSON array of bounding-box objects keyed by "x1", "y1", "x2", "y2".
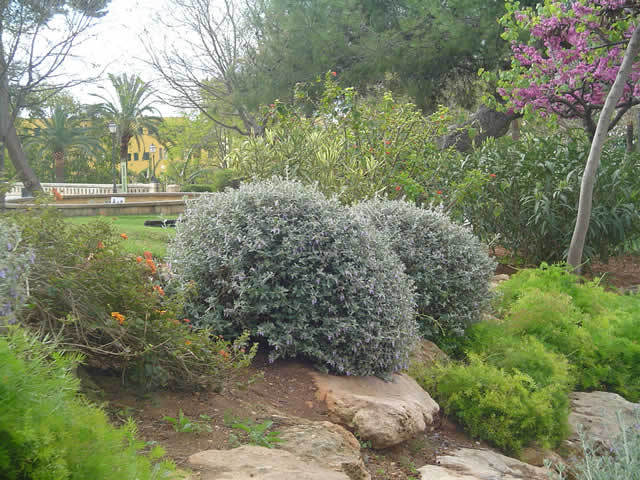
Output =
[
  {"x1": 169, "y1": 178, "x2": 417, "y2": 376},
  {"x1": 352, "y1": 198, "x2": 496, "y2": 338}
]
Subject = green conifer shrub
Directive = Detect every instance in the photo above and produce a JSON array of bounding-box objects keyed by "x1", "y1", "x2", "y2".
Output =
[{"x1": 0, "y1": 328, "x2": 175, "y2": 479}]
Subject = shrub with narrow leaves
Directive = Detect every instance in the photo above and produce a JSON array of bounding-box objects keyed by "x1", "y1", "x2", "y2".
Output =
[
  {"x1": 353, "y1": 198, "x2": 496, "y2": 338},
  {"x1": 169, "y1": 178, "x2": 418, "y2": 376}
]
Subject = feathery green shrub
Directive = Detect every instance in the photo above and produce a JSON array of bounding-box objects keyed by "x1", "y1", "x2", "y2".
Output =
[{"x1": 0, "y1": 328, "x2": 175, "y2": 479}]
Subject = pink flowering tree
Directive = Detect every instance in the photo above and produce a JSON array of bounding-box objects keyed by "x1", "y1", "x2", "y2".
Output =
[{"x1": 494, "y1": 0, "x2": 640, "y2": 138}]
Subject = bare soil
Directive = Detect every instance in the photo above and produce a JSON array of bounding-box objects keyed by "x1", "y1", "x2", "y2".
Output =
[
  {"x1": 88, "y1": 354, "x2": 478, "y2": 479},
  {"x1": 86, "y1": 255, "x2": 640, "y2": 479}
]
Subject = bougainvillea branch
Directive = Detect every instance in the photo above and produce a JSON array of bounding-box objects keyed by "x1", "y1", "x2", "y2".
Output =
[{"x1": 494, "y1": 0, "x2": 640, "y2": 137}]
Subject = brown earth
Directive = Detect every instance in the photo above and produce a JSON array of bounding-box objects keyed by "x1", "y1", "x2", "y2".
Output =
[
  {"x1": 87, "y1": 255, "x2": 640, "y2": 480},
  {"x1": 88, "y1": 354, "x2": 479, "y2": 480}
]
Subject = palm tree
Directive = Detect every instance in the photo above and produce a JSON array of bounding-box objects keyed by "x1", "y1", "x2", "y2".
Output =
[
  {"x1": 24, "y1": 106, "x2": 103, "y2": 182},
  {"x1": 92, "y1": 74, "x2": 161, "y2": 179}
]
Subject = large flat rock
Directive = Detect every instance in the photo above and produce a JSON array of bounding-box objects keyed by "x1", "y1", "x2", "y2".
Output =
[
  {"x1": 418, "y1": 448, "x2": 548, "y2": 480},
  {"x1": 567, "y1": 391, "x2": 640, "y2": 452},
  {"x1": 312, "y1": 371, "x2": 439, "y2": 449},
  {"x1": 189, "y1": 445, "x2": 350, "y2": 480},
  {"x1": 277, "y1": 420, "x2": 370, "y2": 480}
]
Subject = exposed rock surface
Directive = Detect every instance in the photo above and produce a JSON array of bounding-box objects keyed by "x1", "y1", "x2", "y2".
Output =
[
  {"x1": 418, "y1": 448, "x2": 548, "y2": 480},
  {"x1": 188, "y1": 445, "x2": 350, "y2": 480},
  {"x1": 520, "y1": 445, "x2": 564, "y2": 468},
  {"x1": 410, "y1": 339, "x2": 449, "y2": 368},
  {"x1": 277, "y1": 421, "x2": 370, "y2": 480},
  {"x1": 311, "y1": 372, "x2": 439, "y2": 449},
  {"x1": 567, "y1": 391, "x2": 640, "y2": 452}
]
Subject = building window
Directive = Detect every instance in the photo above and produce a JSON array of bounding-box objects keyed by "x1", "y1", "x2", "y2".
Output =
[
  {"x1": 134, "y1": 152, "x2": 139, "y2": 161},
  {"x1": 128, "y1": 153, "x2": 132, "y2": 162},
  {"x1": 143, "y1": 152, "x2": 149, "y2": 160}
]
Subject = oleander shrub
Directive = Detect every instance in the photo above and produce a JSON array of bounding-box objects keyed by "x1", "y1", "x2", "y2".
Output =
[
  {"x1": 412, "y1": 353, "x2": 570, "y2": 456},
  {"x1": 352, "y1": 198, "x2": 496, "y2": 339},
  {"x1": 169, "y1": 178, "x2": 418, "y2": 376},
  {"x1": 11, "y1": 208, "x2": 256, "y2": 390},
  {"x1": 0, "y1": 327, "x2": 175, "y2": 479},
  {"x1": 228, "y1": 73, "x2": 458, "y2": 205},
  {"x1": 452, "y1": 131, "x2": 640, "y2": 264},
  {"x1": 0, "y1": 220, "x2": 33, "y2": 325}
]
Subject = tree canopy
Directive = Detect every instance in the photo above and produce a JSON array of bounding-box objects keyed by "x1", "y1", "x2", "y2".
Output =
[
  {"x1": 0, "y1": 0, "x2": 111, "y2": 192},
  {"x1": 493, "y1": 0, "x2": 640, "y2": 138}
]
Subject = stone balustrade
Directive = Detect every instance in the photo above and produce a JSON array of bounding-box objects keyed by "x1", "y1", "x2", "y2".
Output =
[{"x1": 6, "y1": 182, "x2": 170, "y2": 199}]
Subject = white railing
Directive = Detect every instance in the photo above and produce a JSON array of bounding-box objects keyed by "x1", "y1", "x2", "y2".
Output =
[{"x1": 6, "y1": 182, "x2": 162, "y2": 198}]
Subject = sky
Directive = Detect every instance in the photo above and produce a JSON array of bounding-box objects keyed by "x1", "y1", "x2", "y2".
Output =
[{"x1": 62, "y1": 0, "x2": 178, "y2": 115}]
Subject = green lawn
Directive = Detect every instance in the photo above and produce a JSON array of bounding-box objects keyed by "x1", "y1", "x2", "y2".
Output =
[{"x1": 66, "y1": 215, "x2": 177, "y2": 258}]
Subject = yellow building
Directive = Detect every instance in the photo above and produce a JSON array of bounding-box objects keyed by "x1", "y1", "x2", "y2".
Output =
[{"x1": 125, "y1": 127, "x2": 168, "y2": 178}]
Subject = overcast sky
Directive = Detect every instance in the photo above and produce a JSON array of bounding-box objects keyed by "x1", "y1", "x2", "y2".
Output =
[{"x1": 63, "y1": 0, "x2": 178, "y2": 115}]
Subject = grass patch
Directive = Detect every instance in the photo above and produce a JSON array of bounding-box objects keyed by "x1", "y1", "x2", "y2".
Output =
[{"x1": 66, "y1": 215, "x2": 176, "y2": 258}]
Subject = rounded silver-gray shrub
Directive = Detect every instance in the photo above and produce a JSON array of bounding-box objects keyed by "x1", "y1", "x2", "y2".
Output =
[
  {"x1": 169, "y1": 178, "x2": 417, "y2": 376},
  {"x1": 352, "y1": 198, "x2": 496, "y2": 339}
]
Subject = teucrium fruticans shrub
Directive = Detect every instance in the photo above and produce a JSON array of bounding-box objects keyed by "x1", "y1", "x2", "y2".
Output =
[
  {"x1": 169, "y1": 178, "x2": 418, "y2": 376},
  {"x1": 353, "y1": 198, "x2": 496, "y2": 338},
  {"x1": 0, "y1": 221, "x2": 33, "y2": 325}
]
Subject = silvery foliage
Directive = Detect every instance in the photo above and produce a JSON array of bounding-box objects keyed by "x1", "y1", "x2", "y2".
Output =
[
  {"x1": 0, "y1": 221, "x2": 34, "y2": 324},
  {"x1": 169, "y1": 178, "x2": 418, "y2": 376},
  {"x1": 353, "y1": 198, "x2": 496, "y2": 338}
]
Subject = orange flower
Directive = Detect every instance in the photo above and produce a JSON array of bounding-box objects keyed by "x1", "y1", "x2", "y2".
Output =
[
  {"x1": 384, "y1": 140, "x2": 391, "y2": 145},
  {"x1": 153, "y1": 285, "x2": 165, "y2": 296},
  {"x1": 97, "y1": 241, "x2": 105, "y2": 249},
  {"x1": 120, "y1": 233, "x2": 128, "y2": 240},
  {"x1": 436, "y1": 190, "x2": 443, "y2": 195},
  {"x1": 489, "y1": 173, "x2": 497, "y2": 178},
  {"x1": 183, "y1": 318, "x2": 190, "y2": 323},
  {"x1": 110, "y1": 312, "x2": 125, "y2": 325},
  {"x1": 51, "y1": 188, "x2": 63, "y2": 201},
  {"x1": 143, "y1": 251, "x2": 153, "y2": 260},
  {"x1": 145, "y1": 258, "x2": 157, "y2": 274},
  {"x1": 185, "y1": 340, "x2": 192, "y2": 346},
  {"x1": 219, "y1": 349, "x2": 229, "y2": 359},
  {"x1": 331, "y1": 71, "x2": 337, "y2": 77},
  {"x1": 136, "y1": 256, "x2": 142, "y2": 263}
]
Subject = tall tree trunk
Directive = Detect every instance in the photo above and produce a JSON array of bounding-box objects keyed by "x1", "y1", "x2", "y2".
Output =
[
  {"x1": 0, "y1": 66, "x2": 41, "y2": 194},
  {"x1": 5, "y1": 122, "x2": 42, "y2": 194},
  {"x1": 54, "y1": 151, "x2": 65, "y2": 182},
  {"x1": 438, "y1": 105, "x2": 520, "y2": 152},
  {"x1": 567, "y1": 22, "x2": 640, "y2": 272}
]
